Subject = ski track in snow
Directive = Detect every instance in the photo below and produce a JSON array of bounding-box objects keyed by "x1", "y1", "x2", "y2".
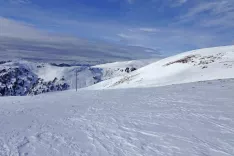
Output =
[{"x1": 0, "y1": 79, "x2": 234, "y2": 156}]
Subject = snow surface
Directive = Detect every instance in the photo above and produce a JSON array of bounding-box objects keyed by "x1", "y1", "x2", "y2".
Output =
[
  {"x1": 0, "y1": 79, "x2": 234, "y2": 156},
  {"x1": 89, "y1": 45, "x2": 234, "y2": 89}
]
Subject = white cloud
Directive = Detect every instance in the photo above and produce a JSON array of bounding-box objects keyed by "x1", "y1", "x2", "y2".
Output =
[
  {"x1": 127, "y1": 0, "x2": 134, "y2": 4},
  {"x1": 138, "y1": 28, "x2": 160, "y2": 33},
  {"x1": 166, "y1": 0, "x2": 188, "y2": 7},
  {"x1": 178, "y1": 0, "x2": 234, "y2": 29},
  {"x1": 116, "y1": 26, "x2": 225, "y2": 54},
  {"x1": 8, "y1": 0, "x2": 31, "y2": 4},
  {"x1": 177, "y1": 0, "x2": 187, "y2": 4},
  {"x1": 0, "y1": 17, "x2": 45, "y2": 39},
  {"x1": 0, "y1": 17, "x2": 86, "y2": 43},
  {"x1": 118, "y1": 33, "x2": 134, "y2": 39}
]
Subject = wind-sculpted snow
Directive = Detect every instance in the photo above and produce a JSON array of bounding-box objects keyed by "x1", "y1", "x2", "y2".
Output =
[{"x1": 0, "y1": 79, "x2": 234, "y2": 156}]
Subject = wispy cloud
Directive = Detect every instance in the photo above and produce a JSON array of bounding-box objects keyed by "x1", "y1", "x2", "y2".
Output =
[
  {"x1": 126, "y1": 0, "x2": 135, "y2": 4},
  {"x1": 0, "y1": 17, "x2": 43, "y2": 39},
  {"x1": 138, "y1": 28, "x2": 160, "y2": 33},
  {"x1": 0, "y1": 17, "x2": 158, "y2": 63},
  {"x1": 116, "y1": 26, "x2": 228, "y2": 55},
  {"x1": 8, "y1": 0, "x2": 31, "y2": 4},
  {"x1": 0, "y1": 17, "x2": 85, "y2": 43},
  {"x1": 168, "y1": 0, "x2": 188, "y2": 7},
  {"x1": 118, "y1": 33, "x2": 134, "y2": 39},
  {"x1": 178, "y1": 0, "x2": 234, "y2": 29},
  {"x1": 177, "y1": 0, "x2": 187, "y2": 4}
]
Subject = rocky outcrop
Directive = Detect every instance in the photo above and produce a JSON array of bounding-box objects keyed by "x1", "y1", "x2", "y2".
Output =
[{"x1": 0, "y1": 67, "x2": 69, "y2": 96}]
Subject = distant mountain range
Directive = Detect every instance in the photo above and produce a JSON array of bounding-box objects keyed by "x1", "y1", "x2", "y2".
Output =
[{"x1": 0, "y1": 58, "x2": 157, "y2": 96}]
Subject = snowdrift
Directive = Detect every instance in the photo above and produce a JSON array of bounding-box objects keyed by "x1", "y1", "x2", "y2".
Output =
[{"x1": 89, "y1": 45, "x2": 234, "y2": 89}]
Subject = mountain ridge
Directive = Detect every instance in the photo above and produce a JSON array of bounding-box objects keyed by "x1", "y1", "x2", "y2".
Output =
[{"x1": 88, "y1": 45, "x2": 234, "y2": 89}]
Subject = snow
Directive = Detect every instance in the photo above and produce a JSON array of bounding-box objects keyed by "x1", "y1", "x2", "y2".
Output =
[
  {"x1": 91, "y1": 58, "x2": 159, "y2": 81},
  {"x1": 88, "y1": 45, "x2": 234, "y2": 89},
  {"x1": 0, "y1": 79, "x2": 234, "y2": 156}
]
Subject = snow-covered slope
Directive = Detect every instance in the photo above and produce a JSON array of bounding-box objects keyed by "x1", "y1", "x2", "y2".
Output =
[
  {"x1": 92, "y1": 58, "x2": 159, "y2": 80},
  {"x1": 0, "y1": 79, "x2": 234, "y2": 156},
  {"x1": 89, "y1": 45, "x2": 234, "y2": 89}
]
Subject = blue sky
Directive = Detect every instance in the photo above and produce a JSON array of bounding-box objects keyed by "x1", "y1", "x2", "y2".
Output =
[{"x1": 0, "y1": 0, "x2": 234, "y2": 55}]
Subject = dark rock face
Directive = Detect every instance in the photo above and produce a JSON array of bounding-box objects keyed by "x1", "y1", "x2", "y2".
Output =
[
  {"x1": 50, "y1": 63, "x2": 72, "y2": 67},
  {"x1": 29, "y1": 77, "x2": 70, "y2": 95},
  {"x1": 125, "y1": 67, "x2": 137, "y2": 73},
  {"x1": 0, "y1": 67, "x2": 70, "y2": 96},
  {"x1": 130, "y1": 67, "x2": 137, "y2": 72},
  {"x1": 0, "y1": 67, "x2": 36, "y2": 96},
  {"x1": 89, "y1": 67, "x2": 103, "y2": 84},
  {"x1": 125, "y1": 67, "x2": 130, "y2": 73},
  {"x1": 0, "y1": 60, "x2": 11, "y2": 65}
]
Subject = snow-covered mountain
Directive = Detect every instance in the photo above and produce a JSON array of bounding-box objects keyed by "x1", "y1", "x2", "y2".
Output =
[
  {"x1": 89, "y1": 45, "x2": 234, "y2": 89},
  {"x1": 0, "y1": 59, "x2": 158, "y2": 96},
  {"x1": 2, "y1": 45, "x2": 234, "y2": 95},
  {"x1": 92, "y1": 58, "x2": 159, "y2": 80},
  {"x1": 0, "y1": 61, "x2": 70, "y2": 96}
]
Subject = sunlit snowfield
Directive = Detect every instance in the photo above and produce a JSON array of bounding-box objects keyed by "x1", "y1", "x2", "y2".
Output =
[{"x1": 0, "y1": 79, "x2": 234, "y2": 156}]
